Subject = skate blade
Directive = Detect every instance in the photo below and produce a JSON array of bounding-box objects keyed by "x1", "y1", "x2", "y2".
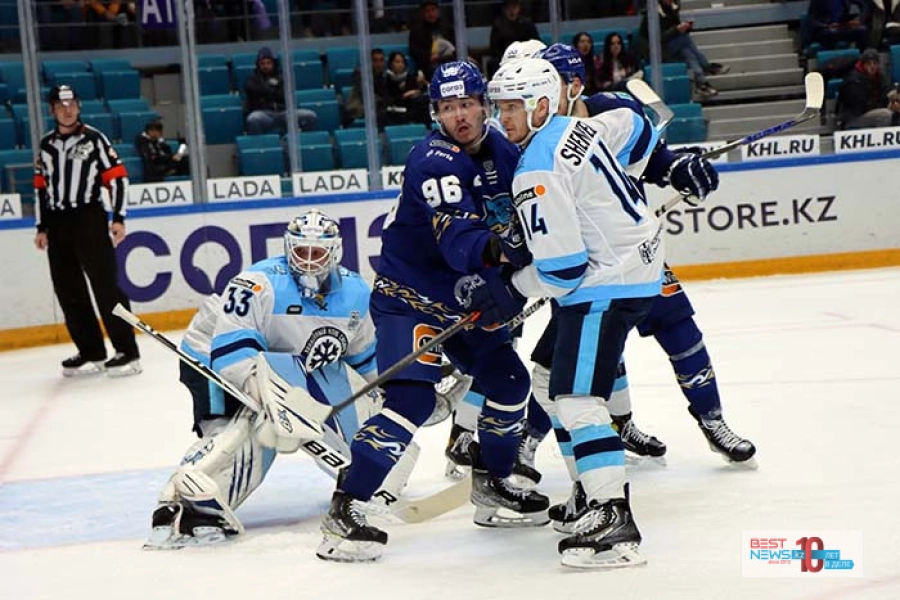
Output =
[
  {"x1": 142, "y1": 526, "x2": 228, "y2": 551},
  {"x1": 625, "y1": 453, "x2": 667, "y2": 467},
  {"x1": 107, "y1": 361, "x2": 143, "y2": 378},
  {"x1": 723, "y1": 455, "x2": 759, "y2": 470},
  {"x1": 551, "y1": 519, "x2": 579, "y2": 534},
  {"x1": 316, "y1": 535, "x2": 383, "y2": 563},
  {"x1": 473, "y1": 506, "x2": 550, "y2": 528},
  {"x1": 560, "y1": 542, "x2": 647, "y2": 569},
  {"x1": 444, "y1": 460, "x2": 470, "y2": 481},
  {"x1": 62, "y1": 364, "x2": 105, "y2": 378}
]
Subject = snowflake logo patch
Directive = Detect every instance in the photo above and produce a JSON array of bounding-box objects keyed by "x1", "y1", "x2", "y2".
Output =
[{"x1": 301, "y1": 326, "x2": 348, "y2": 372}]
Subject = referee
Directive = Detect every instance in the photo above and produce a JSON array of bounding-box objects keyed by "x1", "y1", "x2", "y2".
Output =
[{"x1": 33, "y1": 85, "x2": 142, "y2": 378}]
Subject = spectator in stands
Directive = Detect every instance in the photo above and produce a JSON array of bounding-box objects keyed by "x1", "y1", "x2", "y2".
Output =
[
  {"x1": 244, "y1": 46, "x2": 319, "y2": 135},
  {"x1": 808, "y1": 0, "x2": 871, "y2": 50},
  {"x1": 85, "y1": 0, "x2": 138, "y2": 49},
  {"x1": 135, "y1": 120, "x2": 189, "y2": 183},
  {"x1": 489, "y1": 0, "x2": 540, "y2": 75},
  {"x1": 408, "y1": 0, "x2": 457, "y2": 81},
  {"x1": 571, "y1": 32, "x2": 602, "y2": 95},
  {"x1": 597, "y1": 32, "x2": 643, "y2": 92},
  {"x1": 868, "y1": 0, "x2": 900, "y2": 48},
  {"x1": 638, "y1": 0, "x2": 730, "y2": 99},
  {"x1": 384, "y1": 51, "x2": 429, "y2": 126},
  {"x1": 837, "y1": 48, "x2": 900, "y2": 128},
  {"x1": 344, "y1": 48, "x2": 389, "y2": 127}
]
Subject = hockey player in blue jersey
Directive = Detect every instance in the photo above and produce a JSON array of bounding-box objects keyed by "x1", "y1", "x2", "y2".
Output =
[
  {"x1": 145, "y1": 210, "x2": 406, "y2": 550},
  {"x1": 481, "y1": 57, "x2": 670, "y2": 568},
  {"x1": 317, "y1": 61, "x2": 550, "y2": 564}
]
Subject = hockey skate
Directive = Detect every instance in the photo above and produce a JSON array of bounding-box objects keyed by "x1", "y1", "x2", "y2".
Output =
[
  {"x1": 689, "y1": 407, "x2": 757, "y2": 468},
  {"x1": 558, "y1": 486, "x2": 647, "y2": 569},
  {"x1": 104, "y1": 352, "x2": 142, "y2": 377},
  {"x1": 143, "y1": 502, "x2": 238, "y2": 550},
  {"x1": 444, "y1": 423, "x2": 476, "y2": 480},
  {"x1": 549, "y1": 480, "x2": 588, "y2": 534},
  {"x1": 612, "y1": 413, "x2": 667, "y2": 466},
  {"x1": 471, "y1": 466, "x2": 550, "y2": 528},
  {"x1": 317, "y1": 490, "x2": 388, "y2": 563},
  {"x1": 511, "y1": 432, "x2": 543, "y2": 486},
  {"x1": 61, "y1": 353, "x2": 106, "y2": 378}
]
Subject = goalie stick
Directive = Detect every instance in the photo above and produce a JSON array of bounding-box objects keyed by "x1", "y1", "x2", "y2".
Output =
[
  {"x1": 112, "y1": 303, "x2": 468, "y2": 524},
  {"x1": 654, "y1": 72, "x2": 825, "y2": 217}
]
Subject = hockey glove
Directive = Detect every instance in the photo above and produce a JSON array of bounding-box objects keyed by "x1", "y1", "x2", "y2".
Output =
[
  {"x1": 455, "y1": 270, "x2": 526, "y2": 328},
  {"x1": 665, "y1": 152, "x2": 719, "y2": 205},
  {"x1": 483, "y1": 232, "x2": 532, "y2": 269}
]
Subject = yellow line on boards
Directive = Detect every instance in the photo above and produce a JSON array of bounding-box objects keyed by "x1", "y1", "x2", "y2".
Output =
[{"x1": 1, "y1": 249, "x2": 898, "y2": 353}]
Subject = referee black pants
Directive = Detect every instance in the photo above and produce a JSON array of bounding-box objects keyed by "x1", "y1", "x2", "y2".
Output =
[{"x1": 46, "y1": 204, "x2": 139, "y2": 361}]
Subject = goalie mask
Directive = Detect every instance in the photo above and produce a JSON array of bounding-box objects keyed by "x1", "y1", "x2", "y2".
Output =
[{"x1": 284, "y1": 209, "x2": 343, "y2": 298}]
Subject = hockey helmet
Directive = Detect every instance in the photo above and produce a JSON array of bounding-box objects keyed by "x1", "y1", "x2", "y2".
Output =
[{"x1": 284, "y1": 209, "x2": 343, "y2": 297}]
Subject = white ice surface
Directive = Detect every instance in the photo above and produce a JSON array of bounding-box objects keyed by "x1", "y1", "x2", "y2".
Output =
[{"x1": 2, "y1": 268, "x2": 899, "y2": 599}]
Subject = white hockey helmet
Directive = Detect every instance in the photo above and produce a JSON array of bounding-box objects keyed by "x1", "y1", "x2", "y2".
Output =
[
  {"x1": 500, "y1": 39, "x2": 547, "y2": 66},
  {"x1": 488, "y1": 58, "x2": 560, "y2": 143},
  {"x1": 284, "y1": 209, "x2": 343, "y2": 297}
]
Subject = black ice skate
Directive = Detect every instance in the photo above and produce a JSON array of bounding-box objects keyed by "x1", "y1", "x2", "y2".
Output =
[
  {"x1": 612, "y1": 413, "x2": 667, "y2": 465},
  {"x1": 471, "y1": 466, "x2": 550, "y2": 528},
  {"x1": 317, "y1": 490, "x2": 388, "y2": 563},
  {"x1": 61, "y1": 353, "x2": 106, "y2": 378},
  {"x1": 143, "y1": 502, "x2": 237, "y2": 550},
  {"x1": 104, "y1": 352, "x2": 143, "y2": 377},
  {"x1": 444, "y1": 423, "x2": 476, "y2": 480},
  {"x1": 689, "y1": 407, "x2": 757, "y2": 468},
  {"x1": 548, "y1": 480, "x2": 588, "y2": 534},
  {"x1": 558, "y1": 486, "x2": 646, "y2": 569},
  {"x1": 511, "y1": 431, "x2": 543, "y2": 486}
]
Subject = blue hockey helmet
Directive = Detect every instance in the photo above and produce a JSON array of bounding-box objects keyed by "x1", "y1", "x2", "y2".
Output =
[
  {"x1": 428, "y1": 61, "x2": 487, "y2": 104},
  {"x1": 538, "y1": 43, "x2": 586, "y2": 84}
]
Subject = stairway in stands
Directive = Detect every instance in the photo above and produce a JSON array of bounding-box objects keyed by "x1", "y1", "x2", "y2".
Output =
[{"x1": 684, "y1": 21, "x2": 833, "y2": 140}]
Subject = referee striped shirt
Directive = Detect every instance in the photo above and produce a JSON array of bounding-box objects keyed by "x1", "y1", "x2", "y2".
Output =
[{"x1": 34, "y1": 122, "x2": 129, "y2": 232}]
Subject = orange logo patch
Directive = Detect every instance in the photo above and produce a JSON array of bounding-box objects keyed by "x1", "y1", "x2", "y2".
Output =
[{"x1": 413, "y1": 324, "x2": 443, "y2": 366}]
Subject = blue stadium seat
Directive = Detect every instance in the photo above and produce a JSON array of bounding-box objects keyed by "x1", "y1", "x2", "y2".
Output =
[
  {"x1": 334, "y1": 128, "x2": 375, "y2": 169},
  {"x1": 79, "y1": 100, "x2": 107, "y2": 114},
  {"x1": 100, "y1": 70, "x2": 141, "y2": 100},
  {"x1": 827, "y1": 78, "x2": 843, "y2": 100},
  {"x1": 117, "y1": 111, "x2": 161, "y2": 145},
  {"x1": 236, "y1": 134, "x2": 281, "y2": 150},
  {"x1": 51, "y1": 72, "x2": 98, "y2": 100},
  {"x1": 666, "y1": 117, "x2": 707, "y2": 144},
  {"x1": 0, "y1": 63, "x2": 25, "y2": 91},
  {"x1": 198, "y1": 66, "x2": 232, "y2": 96},
  {"x1": 119, "y1": 156, "x2": 143, "y2": 184},
  {"x1": 589, "y1": 29, "x2": 630, "y2": 50},
  {"x1": 296, "y1": 89, "x2": 341, "y2": 132},
  {"x1": 89, "y1": 58, "x2": 132, "y2": 75},
  {"x1": 661, "y1": 75, "x2": 692, "y2": 105},
  {"x1": 295, "y1": 131, "x2": 335, "y2": 172},
  {"x1": 107, "y1": 98, "x2": 151, "y2": 113},
  {"x1": 198, "y1": 54, "x2": 229, "y2": 68},
  {"x1": 202, "y1": 106, "x2": 245, "y2": 144},
  {"x1": 201, "y1": 94, "x2": 243, "y2": 109},
  {"x1": 669, "y1": 102, "x2": 704, "y2": 120},
  {"x1": 642, "y1": 63, "x2": 689, "y2": 80},
  {"x1": 0, "y1": 82, "x2": 8, "y2": 105},
  {"x1": 325, "y1": 47, "x2": 359, "y2": 86},
  {"x1": 383, "y1": 124, "x2": 426, "y2": 166},
  {"x1": 42, "y1": 60, "x2": 89, "y2": 83},
  {"x1": 0, "y1": 118, "x2": 16, "y2": 150},
  {"x1": 232, "y1": 52, "x2": 265, "y2": 67},
  {"x1": 83, "y1": 113, "x2": 116, "y2": 140},
  {"x1": 293, "y1": 61, "x2": 326, "y2": 90},
  {"x1": 295, "y1": 88, "x2": 338, "y2": 104},
  {"x1": 233, "y1": 64, "x2": 257, "y2": 97},
  {"x1": 114, "y1": 144, "x2": 138, "y2": 159},
  {"x1": 239, "y1": 148, "x2": 284, "y2": 176},
  {"x1": 292, "y1": 49, "x2": 321, "y2": 64}
]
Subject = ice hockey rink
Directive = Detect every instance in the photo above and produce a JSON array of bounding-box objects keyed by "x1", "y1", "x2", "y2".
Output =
[{"x1": 2, "y1": 267, "x2": 898, "y2": 599}]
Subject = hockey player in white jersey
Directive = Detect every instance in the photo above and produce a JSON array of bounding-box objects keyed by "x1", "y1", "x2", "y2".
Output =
[
  {"x1": 469, "y1": 58, "x2": 669, "y2": 568},
  {"x1": 146, "y1": 210, "x2": 390, "y2": 549}
]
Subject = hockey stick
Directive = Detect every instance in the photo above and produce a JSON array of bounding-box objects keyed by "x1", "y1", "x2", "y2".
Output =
[
  {"x1": 626, "y1": 78, "x2": 675, "y2": 132},
  {"x1": 308, "y1": 297, "x2": 549, "y2": 419},
  {"x1": 112, "y1": 303, "x2": 468, "y2": 524},
  {"x1": 653, "y1": 72, "x2": 825, "y2": 218}
]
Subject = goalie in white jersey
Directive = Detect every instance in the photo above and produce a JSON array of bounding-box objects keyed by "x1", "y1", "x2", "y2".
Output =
[
  {"x1": 145, "y1": 210, "x2": 391, "y2": 550},
  {"x1": 467, "y1": 58, "x2": 667, "y2": 569}
]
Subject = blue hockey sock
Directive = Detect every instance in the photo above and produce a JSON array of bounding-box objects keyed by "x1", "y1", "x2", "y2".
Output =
[
  {"x1": 655, "y1": 317, "x2": 721, "y2": 417},
  {"x1": 339, "y1": 381, "x2": 434, "y2": 501}
]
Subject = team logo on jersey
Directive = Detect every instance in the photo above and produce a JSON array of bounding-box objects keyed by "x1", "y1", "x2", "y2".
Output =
[
  {"x1": 347, "y1": 310, "x2": 361, "y2": 332},
  {"x1": 413, "y1": 323, "x2": 443, "y2": 365},
  {"x1": 453, "y1": 274, "x2": 485, "y2": 310},
  {"x1": 661, "y1": 267, "x2": 684, "y2": 297},
  {"x1": 482, "y1": 159, "x2": 499, "y2": 186},
  {"x1": 514, "y1": 184, "x2": 545, "y2": 206},
  {"x1": 231, "y1": 277, "x2": 262, "y2": 292},
  {"x1": 69, "y1": 140, "x2": 95, "y2": 161},
  {"x1": 639, "y1": 224, "x2": 663, "y2": 265},
  {"x1": 483, "y1": 192, "x2": 515, "y2": 233},
  {"x1": 429, "y1": 139, "x2": 460, "y2": 153},
  {"x1": 301, "y1": 326, "x2": 348, "y2": 371},
  {"x1": 287, "y1": 305, "x2": 303, "y2": 314}
]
